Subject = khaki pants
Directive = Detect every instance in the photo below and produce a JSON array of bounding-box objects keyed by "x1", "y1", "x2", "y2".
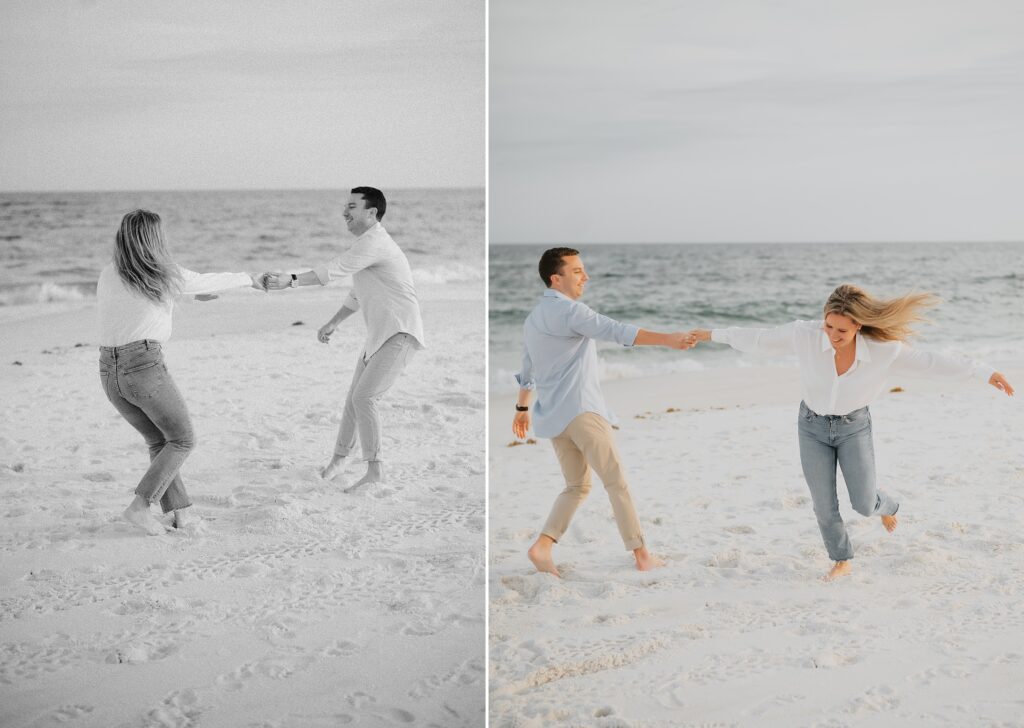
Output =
[{"x1": 542, "y1": 412, "x2": 645, "y2": 551}]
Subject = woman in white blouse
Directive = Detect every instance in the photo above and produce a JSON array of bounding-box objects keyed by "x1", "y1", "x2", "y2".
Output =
[
  {"x1": 97, "y1": 209, "x2": 261, "y2": 535},
  {"x1": 690, "y1": 284, "x2": 1014, "y2": 581}
]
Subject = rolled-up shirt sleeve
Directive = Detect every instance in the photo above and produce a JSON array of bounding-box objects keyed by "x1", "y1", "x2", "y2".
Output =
[
  {"x1": 514, "y1": 346, "x2": 535, "y2": 390},
  {"x1": 889, "y1": 343, "x2": 994, "y2": 383},
  {"x1": 712, "y1": 322, "x2": 798, "y2": 356},
  {"x1": 177, "y1": 267, "x2": 252, "y2": 295},
  {"x1": 566, "y1": 302, "x2": 639, "y2": 346}
]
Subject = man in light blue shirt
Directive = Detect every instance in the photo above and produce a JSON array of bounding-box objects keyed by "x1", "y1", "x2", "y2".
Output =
[{"x1": 513, "y1": 247, "x2": 694, "y2": 576}]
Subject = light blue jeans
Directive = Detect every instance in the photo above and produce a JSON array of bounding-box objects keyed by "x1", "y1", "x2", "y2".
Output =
[
  {"x1": 334, "y1": 332, "x2": 416, "y2": 462},
  {"x1": 797, "y1": 401, "x2": 899, "y2": 561},
  {"x1": 99, "y1": 340, "x2": 194, "y2": 513}
]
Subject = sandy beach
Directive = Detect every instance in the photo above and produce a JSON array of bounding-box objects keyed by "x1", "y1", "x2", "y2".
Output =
[
  {"x1": 489, "y1": 365, "x2": 1024, "y2": 727},
  {"x1": 0, "y1": 281, "x2": 485, "y2": 727}
]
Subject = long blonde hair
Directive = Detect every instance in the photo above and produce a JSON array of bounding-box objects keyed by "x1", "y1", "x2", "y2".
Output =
[
  {"x1": 824, "y1": 284, "x2": 938, "y2": 342},
  {"x1": 113, "y1": 209, "x2": 182, "y2": 303}
]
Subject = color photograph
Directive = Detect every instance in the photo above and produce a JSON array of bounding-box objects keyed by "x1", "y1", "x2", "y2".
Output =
[{"x1": 489, "y1": 2, "x2": 1024, "y2": 725}]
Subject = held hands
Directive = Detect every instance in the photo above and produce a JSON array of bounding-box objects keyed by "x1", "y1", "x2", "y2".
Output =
[
  {"x1": 256, "y1": 272, "x2": 291, "y2": 291},
  {"x1": 989, "y1": 372, "x2": 1015, "y2": 396},
  {"x1": 512, "y1": 410, "x2": 531, "y2": 439}
]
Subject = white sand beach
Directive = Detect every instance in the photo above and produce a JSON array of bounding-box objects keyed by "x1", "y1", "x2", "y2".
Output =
[
  {"x1": 0, "y1": 281, "x2": 485, "y2": 727},
  {"x1": 489, "y1": 365, "x2": 1024, "y2": 727}
]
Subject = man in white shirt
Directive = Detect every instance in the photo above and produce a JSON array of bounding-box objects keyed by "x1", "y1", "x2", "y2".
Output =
[
  {"x1": 265, "y1": 187, "x2": 425, "y2": 489},
  {"x1": 514, "y1": 248, "x2": 694, "y2": 576}
]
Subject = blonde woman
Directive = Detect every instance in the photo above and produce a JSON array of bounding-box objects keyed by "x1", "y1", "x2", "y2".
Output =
[
  {"x1": 97, "y1": 210, "x2": 263, "y2": 535},
  {"x1": 690, "y1": 284, "x2": 1014, "y2": 581}
]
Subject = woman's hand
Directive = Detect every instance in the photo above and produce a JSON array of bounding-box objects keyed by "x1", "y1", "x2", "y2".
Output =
[
  {"x1": 989, "y1": 372, "x2": 1015, "y2": 396},
  {"x1": 688, "y1": 329, "x2": 712, "y2": 345}
]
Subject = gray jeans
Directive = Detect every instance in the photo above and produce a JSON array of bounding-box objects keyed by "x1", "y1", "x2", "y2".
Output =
[
  {"x1": 99, "y1": 340, "x2": 194, "y2": 513},
  {"x1": 334, "y1": 332, "x2": 416, "y2": 462},
  {"x1": 797, "y1": 401, "x2": 899, "y2": 561}
]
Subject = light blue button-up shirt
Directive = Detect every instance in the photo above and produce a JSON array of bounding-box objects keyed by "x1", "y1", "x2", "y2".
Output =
[{"x1": 515, "y1": 289, "x2": 640, "y2": 438}]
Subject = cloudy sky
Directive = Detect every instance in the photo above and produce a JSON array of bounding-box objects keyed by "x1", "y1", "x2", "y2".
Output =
[
  {"x1": 490, "y1": 0, "x2": 1024, "y2": 243},
  {"x1": 0, "y1": 0, "x2": 483, "y2": 191}
]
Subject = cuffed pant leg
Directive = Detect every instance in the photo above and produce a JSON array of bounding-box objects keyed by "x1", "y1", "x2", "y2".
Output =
[
  {"x1": 568, "y1": 413, "x2": 645, "y2": 551},
  {"x1": 542, "y1": 432, "x2": 593, "y2": 542},
  {"x1": 333, "y1": 355, "x2": 366, "y2": 458}
]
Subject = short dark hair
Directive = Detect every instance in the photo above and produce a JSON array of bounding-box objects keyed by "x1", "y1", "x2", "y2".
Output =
[
  {"x1": 538, "y1": 247, "x2": 580, "y2": 287},
  {"x1": 351, "y1": 186, "x2": 386, "y2": 220}
]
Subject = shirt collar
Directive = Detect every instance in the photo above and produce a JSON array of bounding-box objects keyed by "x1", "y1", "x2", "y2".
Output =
[
  {"x1": 354, "y1": 221, "x2": 384, "y2": 242},
  {"x1": 819, "y1": 328, "x2": 872, "y2": 362},
  {"x1": 542, "y1": 288, "x2": 573, "y2": 301}
]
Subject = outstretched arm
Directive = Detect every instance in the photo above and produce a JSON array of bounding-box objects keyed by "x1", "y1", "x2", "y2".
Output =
[
  {"x1": 689, "y1": 322, "x2": 799, "y2": 356},
  {"x1": 890, "y1": 344, "x2": 1013, "y2": 396},
  {"x1": 634, "y1": 329, "x2": 696, "y2": 349}
]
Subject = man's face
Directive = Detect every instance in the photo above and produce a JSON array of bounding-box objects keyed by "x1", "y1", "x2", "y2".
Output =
[
  {"x1": 550, "y1": 255, "x2": 589, "y2": 300},
  {"x1": 343, "y1": 194, "x2": 378, "y2": 236}
]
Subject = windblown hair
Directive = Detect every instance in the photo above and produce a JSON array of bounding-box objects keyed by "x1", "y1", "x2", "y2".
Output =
[
  {"x1": 113, "y1": 209, "x2": 182, "y2": 303},
  {"x1": 823, "y1": 284, "x2": 938, "y2": 342},
  {"x1": 538, "y1": 247, "x2": 580, "y2": 287}
]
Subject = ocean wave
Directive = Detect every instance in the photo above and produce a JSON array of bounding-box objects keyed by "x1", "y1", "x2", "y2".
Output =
[
  {"x1": 0, "y1": 282, "x2": 95, "y2": 306},
  {"x1": 414, "y1": 263, "x2": 485, "y2": 284}
]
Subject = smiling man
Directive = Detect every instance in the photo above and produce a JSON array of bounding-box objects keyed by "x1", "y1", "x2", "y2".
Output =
[
  {"x1": 265, "y1": 187, "x2": 425, "y2": 489},
  {"x1": 513, "y1": 247, "x2": 695, "y2": 576}
]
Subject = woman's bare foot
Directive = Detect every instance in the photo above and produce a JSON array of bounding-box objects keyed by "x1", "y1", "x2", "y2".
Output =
[
  {"x1": 881, "y1": 514, "x2": 898, "y2": 533},
  {"x1": 122, "y1": 495, "x2": 167, "y2": 536},
  {"x1": 320, "y1": 455, "x2": 347, "y2": 481},
  {"x1": 634, "y1": 546, "x2": 665, "y2": 571},
  {"x1": 823, "y1": 560, "x2": 852, "y2": 581},
  {"x1": 527, "y1": 535, "x2": 560, "y2": 577}
]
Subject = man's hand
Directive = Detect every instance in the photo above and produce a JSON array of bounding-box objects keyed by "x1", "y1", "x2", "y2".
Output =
[
  {"x1": 512, "y1": 411, "x2": 530, "y2": 439},
  {"x1": 262, "y1": 272, "x2": 290, "y2": 291},
  {"x1": 317, "y1": 321, "x2": 337, "y2": 344},
  {"x1": 989, "y1": 372, "x2": 1015, "y2": 396},
  {"x1": 250, "y1": 273, "x2": 269, "y2": 292}
]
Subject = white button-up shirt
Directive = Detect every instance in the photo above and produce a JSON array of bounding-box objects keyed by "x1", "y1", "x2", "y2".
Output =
[
  {"x1": 515, "y1": 289, "x2": 640, "y2": 438},
  {"x1": 313, "y1": 222, "x2": 425, "y2": 359},
  {"x1": 712, "y1": 320, "x2": 994, "y2": 416},
  {"x1": 97, "y1": 263, "x2": 252, "y2": 346}
]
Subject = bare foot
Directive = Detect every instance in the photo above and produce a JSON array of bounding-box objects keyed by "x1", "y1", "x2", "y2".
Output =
[
  {"x1": 881, "y1": 514, "x2": 898, "y2": 533},
  {"x1": 122, "y1": 496, "x2": 168, "y2": 536},
  {"x1": 320, "y1": 455, "x2": 347, "y2": 481},
  {"x1": 823, "y1": 560, "x2": 852, "y2": 581},
  {"x1": 344, "y1": 461, "x2": 383, "y2": 492},
  {"x1": 634, "y1": 546, "x2": 665, "y2": 572},
  {"x1": 527, "y1": 536, "x2": 560, "y2": 577}
]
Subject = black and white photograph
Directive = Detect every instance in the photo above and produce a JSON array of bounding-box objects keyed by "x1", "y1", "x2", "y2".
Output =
[{"x1": 0, "y1": 2, "x2": 485, "y2": 726}]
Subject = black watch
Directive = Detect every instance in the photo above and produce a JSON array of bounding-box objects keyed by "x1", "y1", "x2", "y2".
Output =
[{"x1": 515, "y1": 405, "x2": 529, "y2": 412}]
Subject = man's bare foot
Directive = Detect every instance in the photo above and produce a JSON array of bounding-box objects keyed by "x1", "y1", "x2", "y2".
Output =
[
  {"x1": 122, "y1": 495, "x2": 168, "y2": 536},
  {"x1": 634, "y1": 546, "x2": 665, "y2": 572},
  {"x1": 345, "y1": 461, "x2": 383, "y2": 492},
  {"x1": 527, "y1": 535, "x2": 560, "y2": 577},
  {"x1": 320, "y1": 455, "x2": 347, "y2": 481},
  {"x1": 823, "y1": 560, "x2": 852, "y2": 581},
  {"x1": 881, "y1": 514, "x2": 898, "y2": 533}
]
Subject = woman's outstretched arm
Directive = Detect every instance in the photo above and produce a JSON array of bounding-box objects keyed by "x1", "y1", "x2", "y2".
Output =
[{"x1": 890, "y1": 344, "x2": 1014, "y2": 396}]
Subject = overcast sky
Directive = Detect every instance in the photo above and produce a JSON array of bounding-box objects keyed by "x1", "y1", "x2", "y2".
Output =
[
  {"x1": 490, "y1": 0, "x2": 1024, "y2": 243},
  {"x1": 0, "y1": 0, "x2": 483, "y2": 191}
]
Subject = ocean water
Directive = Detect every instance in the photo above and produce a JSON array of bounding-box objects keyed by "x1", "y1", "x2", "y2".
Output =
[
  {"x1": 0, "y1": 188, "x2": 484, "y2": 306},
  {"x1": 490, "y1": 242, "x2": 1024, "y2": 391}
]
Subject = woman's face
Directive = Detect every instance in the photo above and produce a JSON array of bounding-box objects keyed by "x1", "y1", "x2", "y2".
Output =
[{"x1": 824, "y1": 312, "x2": 860, "y2": 351}]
